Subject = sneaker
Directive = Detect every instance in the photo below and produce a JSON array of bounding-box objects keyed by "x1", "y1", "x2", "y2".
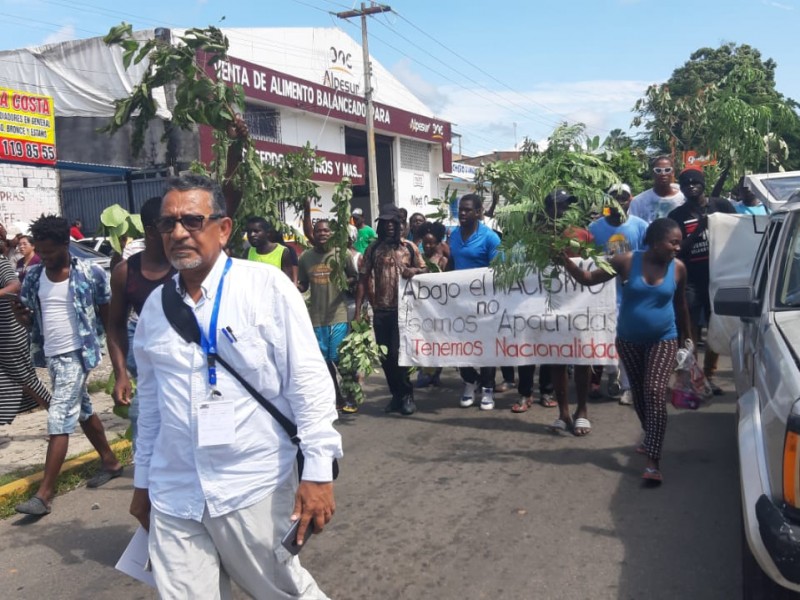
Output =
[
  {"x1": 479, "y1": 387, "x2": 495, "y2": 411},
  {"x1": 619, "y1": 390, "x2": 633, "y2": 405},
  {"x1": 607, "y1": 374, "x2": 622, "y2": 398},
  {"x1": 460, "y1": 382, "x2": 477, "y2": 408},
  {"x1": 495, "y1": 380, "x2": 515, "y2": 393}
]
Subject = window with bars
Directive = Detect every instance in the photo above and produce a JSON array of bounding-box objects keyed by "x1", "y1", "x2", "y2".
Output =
[
  {"x1": 400, "y1": 138, "x2": 430, "y2": 172},
  {"x1": 244, "y1": 105, "x2": 281, "y2": 142}
]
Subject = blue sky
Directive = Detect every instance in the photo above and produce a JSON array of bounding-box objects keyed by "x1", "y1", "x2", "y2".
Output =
[{"x1": 1, "y1": 0, "x2": 799, "y2": 156}]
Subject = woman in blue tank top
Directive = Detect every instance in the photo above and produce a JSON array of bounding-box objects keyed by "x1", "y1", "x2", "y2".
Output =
[{"x1": 562, "y1": 218, "x2": 692, "y2": 484}]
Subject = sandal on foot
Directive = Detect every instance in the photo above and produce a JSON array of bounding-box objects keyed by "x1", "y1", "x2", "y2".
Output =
[
  {"x1": 573, "y1": 417, "x2": 592, "y2": 436},
  {"x1": 511, "y1": 396, "x2": 533, "y2": 413},
  {"x1": 642, "y1": 467, "x2": 663, "y2": 483},
  {"x1": 548, "y1": 418, "x2": 572, "y2": 433},
  {"x1": 15, "y1": 496, "x2": 51, "y2": 516},
  {"x1": 539, "y1": 393, "x2": 557, "y2": 408},
  {"x1": 87, "y1": 466, "x2": 124, "y2": 489},
  {"x1": 341, "y1": 401, "x2": 359, "y2": 414}
]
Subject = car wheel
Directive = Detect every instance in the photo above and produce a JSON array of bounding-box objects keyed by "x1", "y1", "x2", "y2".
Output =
[{"x1": 742, "y1": 515, "x2": 800, "y2": 599}]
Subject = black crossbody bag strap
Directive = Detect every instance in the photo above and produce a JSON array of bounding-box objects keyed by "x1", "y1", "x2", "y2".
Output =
[{"x1": 160, "y1": 283, "x2": 339, "y2": 480}]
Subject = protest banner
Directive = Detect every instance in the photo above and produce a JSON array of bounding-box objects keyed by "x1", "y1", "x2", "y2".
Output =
[{"x1": 398, "y1": 262, "x2": 617, "y2": 367}]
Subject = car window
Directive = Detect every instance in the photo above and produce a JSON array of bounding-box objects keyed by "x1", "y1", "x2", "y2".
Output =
[
  {"x1": 753, "y1": 217, "x2": 783, "y2": 305},
  {"x1": 776, "y1": 215, "x2": 800, "y2": 308}
]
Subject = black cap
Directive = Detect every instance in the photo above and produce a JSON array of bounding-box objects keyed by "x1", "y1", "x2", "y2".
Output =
[
  {"x1": 376, "y1": 204, "x2": 402, "y2": 221},
  {"x1": 544, "y1": 188, "x2": 577, "y2": 208},
  {"x1": 678, "y1": 167, "x2": 705, "y2": 186}
]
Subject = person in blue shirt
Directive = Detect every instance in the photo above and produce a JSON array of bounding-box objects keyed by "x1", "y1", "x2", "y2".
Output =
[
  {"x1": 587, "y1": 185, "x2": 649, "y2": 404},
  {"x1": 734, "y1": 178, "x2": 768, "y2": 216},
  {"x1": 447, "y1": 194, "x2": 501, "y2": 410}
]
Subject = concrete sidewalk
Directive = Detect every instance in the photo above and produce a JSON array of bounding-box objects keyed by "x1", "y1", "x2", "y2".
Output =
[{"x1": 0, "y1": 360, "x2": 129, "y2": 478}]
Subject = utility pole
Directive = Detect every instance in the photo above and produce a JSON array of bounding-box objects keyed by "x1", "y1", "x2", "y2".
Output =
[{"x1": 336, "y1": 2, "x2": 391, "y2": 223}]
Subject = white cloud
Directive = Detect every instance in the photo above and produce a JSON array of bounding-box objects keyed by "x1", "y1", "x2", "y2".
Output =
[
  {"x1": 390, "y1": 58, "x2": 450, "y2": 113},
  {"x1": 762, "y1": 0, "x2": 794, "y2": 9},
  {"x1": 441, "y1": 79, "x2": 655, "y2": 155},
  {"x1": 41, "y1": 24, "x2": 76, "y2": 46}
]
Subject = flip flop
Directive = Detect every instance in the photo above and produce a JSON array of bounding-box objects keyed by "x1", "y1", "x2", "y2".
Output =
[
  {"x1": 87, "y1": 466, "x2": 124, "y2": 489},
  {"x1": 511, "y1": 396, "x2": 533, "y2": 413},
  {"x1": 573, "y1": 417, "x2": 592, "y2": 436},
  {"x1": 642, "y1": 467, "x2": 663, "y2": 483},
  {"x1": 539, "y1": 394, "x2": 557, "y2": 408},
  {"x1": 15, "y1": 495, "x2": 51, "y2": 516},
  {"x1": 547, "y1": 418, "x2": 572, "y2": 433}
]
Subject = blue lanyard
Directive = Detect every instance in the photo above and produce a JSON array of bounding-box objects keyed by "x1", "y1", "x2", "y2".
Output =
[{"x1": 197, "y1": 257, "x2": 232, "y2": 387}]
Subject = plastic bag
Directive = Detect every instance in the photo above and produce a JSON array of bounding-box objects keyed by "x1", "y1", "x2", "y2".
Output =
[{"x1": 670, "y1": 340, "x2": 713, "y2": 409}]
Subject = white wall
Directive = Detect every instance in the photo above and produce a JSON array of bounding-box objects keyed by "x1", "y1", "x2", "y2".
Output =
[
  {"x1": 280, "y1": 109, "x2": 345, "y2": 154},
  {"x1": 0, "y1": 163, "x2": 59, "y2": 227}
]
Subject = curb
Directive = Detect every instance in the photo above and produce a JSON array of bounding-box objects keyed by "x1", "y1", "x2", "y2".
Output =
[{"x1": 0, "y1": 438, "x2": 131, "y2": 501}]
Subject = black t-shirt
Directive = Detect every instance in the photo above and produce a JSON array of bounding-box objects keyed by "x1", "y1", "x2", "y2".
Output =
[{"x1": 667, "y1": 197, "x2": 735, "y2": 286}]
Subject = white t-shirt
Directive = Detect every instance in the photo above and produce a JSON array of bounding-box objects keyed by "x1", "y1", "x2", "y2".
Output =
[
  {"x1": 628, "y1": 186, "x2": 685, "y2": 224},
  {"x1": 38, "y1": 272, "x2": 82, "y2": 357}
]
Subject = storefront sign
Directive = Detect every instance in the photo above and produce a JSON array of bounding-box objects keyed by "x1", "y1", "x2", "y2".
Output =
[
  {"x1": 451, "y1": 162, "x2": 478, "y2": 181},
  {"x1": 0, "y1": 88, "x2": 56, "y2": 166},
  {"x1": 208, "y1": 54, "x2": 452, "y2": 153},
  {"x1": 198, "y1": 126, "x2": 365, "y2": 185},
  {"x1": 398, "y1": 264, "x2": 618, "y2": 367}
]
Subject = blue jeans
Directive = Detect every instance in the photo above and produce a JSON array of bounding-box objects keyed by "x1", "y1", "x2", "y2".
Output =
[{"x1": 46, "y1": 350, "x2": 92, "y2": 435}]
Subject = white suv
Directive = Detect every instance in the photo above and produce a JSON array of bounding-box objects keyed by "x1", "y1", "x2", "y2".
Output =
[{"x1": 716, "y1": 197, "x2": 800, "y2": 598}]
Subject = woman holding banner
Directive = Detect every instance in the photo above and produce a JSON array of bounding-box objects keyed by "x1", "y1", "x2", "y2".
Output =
[{"x1": 561, "y1": 218, "x2": 692, "y2": 484}]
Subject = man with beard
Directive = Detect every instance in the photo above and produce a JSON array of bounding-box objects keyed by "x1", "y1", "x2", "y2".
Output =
[
  {"x1": 354, "y1": 204, "x2": 426, "y2": 415},
  {"x1": 668, "y1": 167, "x2": 735, "y2": 394},
  {"x1": 130, "y1": 175, "x2": 341, "y2": 598}
]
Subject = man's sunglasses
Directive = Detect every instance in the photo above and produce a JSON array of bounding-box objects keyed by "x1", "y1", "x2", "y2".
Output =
[
  {"x1": 155, "y1": 213, "x2": 224, "y2": 234},
  {"x1": 653, "y1": 167, "x2": 674, "y2": 175}
]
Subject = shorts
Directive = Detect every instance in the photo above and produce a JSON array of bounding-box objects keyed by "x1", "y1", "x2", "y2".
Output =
[
  {"x1": 313, "y1": 322, "x2": 349, "y2": 362},
  {"x1": 46, "y1": 350, "x2": 93, "y2": 435},
  {"x1": 685, "y1": 281, "x2": 711, "y2": 327}
]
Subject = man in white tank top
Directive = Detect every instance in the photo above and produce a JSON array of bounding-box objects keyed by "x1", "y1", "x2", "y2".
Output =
[{"x1": 12, "y1": 215, "x2": 122, "y2": 516}]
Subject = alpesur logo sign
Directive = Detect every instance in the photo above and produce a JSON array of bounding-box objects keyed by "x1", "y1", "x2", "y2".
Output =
[{"x1": 323, "y1": 46, "x2": 361, "y2": 95}]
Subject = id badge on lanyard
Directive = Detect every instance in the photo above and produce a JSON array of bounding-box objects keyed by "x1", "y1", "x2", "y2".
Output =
[{"x1": 197, "y1": 258, "x2": 236, "y2": 447}]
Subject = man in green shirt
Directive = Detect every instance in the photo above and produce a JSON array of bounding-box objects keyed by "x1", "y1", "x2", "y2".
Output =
[
  {"x1": 298, "y1": 219, "x2": 359, "y2": 412},
  {"x1": 352, "y1": 208, "x2": 376, "y2": 253}
]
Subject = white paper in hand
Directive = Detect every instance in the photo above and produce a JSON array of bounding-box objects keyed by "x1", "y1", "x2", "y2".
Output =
[{"x1": 115, "y1": 526, "x2": 156, "y2": 588}]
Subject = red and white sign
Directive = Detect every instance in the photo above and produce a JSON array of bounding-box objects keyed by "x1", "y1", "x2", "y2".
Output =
[
  {"x1": 202, "y1": 53, "x2": 452, "y2": 171},
  {"x1": 199, "y1": 126, "x2": 365, "y2": 185}
]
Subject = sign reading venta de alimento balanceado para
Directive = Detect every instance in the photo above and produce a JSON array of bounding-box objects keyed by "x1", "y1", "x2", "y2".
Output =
[
  {"x1": 399, "y1": 261, "x2": 618, "y2": 367},
  {"x1": 0, "y1": 88, "x2": 56, "y2": 166}
]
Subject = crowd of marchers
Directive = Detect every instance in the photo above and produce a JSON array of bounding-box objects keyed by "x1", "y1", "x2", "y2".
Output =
[{"x1": 0, "y1": 152, "x2": 767, "y2": 597}]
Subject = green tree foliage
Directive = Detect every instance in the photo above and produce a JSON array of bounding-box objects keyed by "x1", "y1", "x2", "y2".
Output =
[
  {"x1": 633, "y1": 42, "x2": 800, "y2": 176},
  {"x1": 101, "y1": 23, "x2": 326, "y2": 247},
  {"x1": 481, "y1": 123, "x2": 620, "y2": 287}
]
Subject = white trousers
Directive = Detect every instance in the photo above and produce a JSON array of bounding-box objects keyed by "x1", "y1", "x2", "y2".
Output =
[{"x1": 149, "y1": 475, "x2": 330, "y2": 600}]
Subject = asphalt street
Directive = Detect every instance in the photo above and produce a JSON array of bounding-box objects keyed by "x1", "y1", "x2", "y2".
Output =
[{"x1": 0, "y1": 358, "x2": 741, "y2": 600}]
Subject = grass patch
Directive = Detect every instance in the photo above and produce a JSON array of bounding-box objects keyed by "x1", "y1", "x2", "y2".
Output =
[
  {"x1": 86, "y1": 376, "x2": 111, "y2": 394},
  {"x1": 0, "y1": 441, "x2": 132, "y2": 519}
]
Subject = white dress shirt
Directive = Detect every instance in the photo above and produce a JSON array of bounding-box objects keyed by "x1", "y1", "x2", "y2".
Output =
[{"x1": 133, "y1": 253, "x2": 342, "y2": 521}]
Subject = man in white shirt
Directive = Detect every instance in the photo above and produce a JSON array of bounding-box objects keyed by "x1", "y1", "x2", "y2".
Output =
[
  {"x1": 628, "y1": 156, "x2": 685, "y2": 224},
  {"x1": 130, "y1": 175, "x2": 342, "y2": 599}
]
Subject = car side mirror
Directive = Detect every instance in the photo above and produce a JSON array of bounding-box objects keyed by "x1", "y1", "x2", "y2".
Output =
[{"x1": 714, "y1": 286, "x2": 761, "y2": 319}]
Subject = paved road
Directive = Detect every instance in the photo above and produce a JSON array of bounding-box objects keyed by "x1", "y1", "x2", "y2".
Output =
[{"x1": 0, "y1": 359, "x2": 742, "y2": 599}]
